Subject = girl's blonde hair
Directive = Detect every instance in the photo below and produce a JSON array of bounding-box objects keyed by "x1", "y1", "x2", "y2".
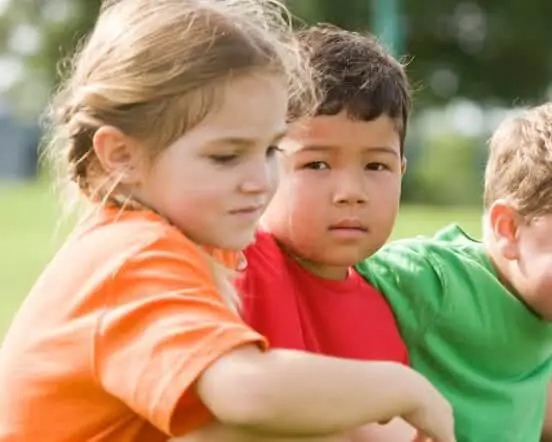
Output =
[{"x1": 44, "y1": 0, "x2": 316, "y2": 313}]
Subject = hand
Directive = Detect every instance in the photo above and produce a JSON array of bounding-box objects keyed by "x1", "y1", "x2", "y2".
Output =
[{"x1": 401, "y1": 373, "x2": 455, "y2": 442}]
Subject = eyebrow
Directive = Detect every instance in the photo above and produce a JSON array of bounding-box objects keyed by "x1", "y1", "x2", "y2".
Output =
[
  {"x1": 298, "y1": 145, "x2": 399, "y2": 156},
  {"x1": 217, "y1": 129, "x2": 288, "y2": 147}
]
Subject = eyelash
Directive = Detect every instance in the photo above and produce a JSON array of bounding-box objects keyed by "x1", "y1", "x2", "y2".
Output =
[
  {"x1": 366, "y1": 162, "x2": 390, "y2": 171},
  {"x1": 209, "y1": 145, "x2": 282, "y2": 165},
  {"x1": 267, "y1": 145, "x2": 283, "y2": 158},
  {"x1": 304, "y1": 161, "x2": 329, "y2": 170},
  {"x1": 209, "y1": 154, "x2": 238, "y2": 165},
  {"x1": 302, "y1": 161, "x2": 390, "y2": 171}
]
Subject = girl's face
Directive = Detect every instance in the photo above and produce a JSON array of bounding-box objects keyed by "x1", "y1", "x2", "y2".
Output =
[{"x1": 135, "y1": 74, "x2": 288, "y2": 250}]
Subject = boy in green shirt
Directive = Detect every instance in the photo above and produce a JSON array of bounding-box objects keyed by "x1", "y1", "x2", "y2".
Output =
[{"x1": 356, "y1": 103, "x2": 552, "y2": 442}]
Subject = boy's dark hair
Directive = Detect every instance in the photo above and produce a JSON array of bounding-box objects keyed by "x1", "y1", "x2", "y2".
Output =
[{"x1": 293, "y1": 24, "x2": 411, "y2": 153}]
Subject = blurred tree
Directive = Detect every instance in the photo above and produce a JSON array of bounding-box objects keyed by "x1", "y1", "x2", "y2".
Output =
[
  {"x1": 404, "y1": 0, "x2": 552, "y2": 107},
  {"x1": 0, "y1": 0, "x2": 551, "y2": 117},
  {"x1": 0, "y1": 0, "x2": 101, "y2": 117}
]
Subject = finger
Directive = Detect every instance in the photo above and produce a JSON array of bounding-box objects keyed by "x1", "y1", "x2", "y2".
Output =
[
  {"x1": 412, "y1": 431, "x2": 438, "y2": 442},
  {"x1": 411, "y1": 431, "x2": 431, "y2": 442}
]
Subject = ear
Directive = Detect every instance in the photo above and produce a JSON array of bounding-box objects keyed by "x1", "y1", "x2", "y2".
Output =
[
  {"x1": 401, "y1": 157, "x2": 407, "y2": 176},
  {"x1": 488, "y1": 199, "x2": 522, "y2": 261},
  {"x1": 92, "y1": 126, "x2": 144, "y2": 185}
]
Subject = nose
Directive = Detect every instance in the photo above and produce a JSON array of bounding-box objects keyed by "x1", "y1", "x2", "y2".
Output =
[
  {"x1": 239, "y1": 156, "x2": 278, "y2": 195},
  {"x1": 332, "y1": 171, "x2": 367, "y2": 205}
]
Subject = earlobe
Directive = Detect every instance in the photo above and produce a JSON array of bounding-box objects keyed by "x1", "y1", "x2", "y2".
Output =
[
  {"x1": 92, "y1": 126, "x2": 142, "y2": 185},
  {"x1": 489, "y1": 200, "x2": 520, "y2": 261}
]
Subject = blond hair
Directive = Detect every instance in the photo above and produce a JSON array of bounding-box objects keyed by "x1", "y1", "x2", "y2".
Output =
[
  {"x1": 43, "y1": 0, "x2": 316, "y2": 313},
  {"x1": 484, "y1": 103, "x2": 552, "y2": 217}
]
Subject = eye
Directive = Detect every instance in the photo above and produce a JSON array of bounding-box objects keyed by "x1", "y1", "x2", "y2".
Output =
[
  {"x1": 304, "y1": 161, "x2": 330, "y2": 170},
  {"x1": 266, "y1": 145, "x2": 282, "y2": 158},
  {"x1": 209, "y1": 154, "x2": 239, "y2": 165},
  {"x1": 366, "y1": 162, "x2": 389, "y2": 171}
]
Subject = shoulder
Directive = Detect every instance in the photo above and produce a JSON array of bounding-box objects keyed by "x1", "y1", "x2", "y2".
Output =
[
  {"x1": 78, "y1": 207, "x2": 206, "y2": 266},
  {"x1": 63, "y1": 208, "x2": 221, "y2": 308},
  {"x1": 354, "y1": 225, "x2": 487, "y2": 323},
  {"x1": 358, "y1": 224, "x2": 486, "y2": 280},
  {"x1": 244, "y1": 230, "x2": 283, "y2": 261},
  {"x1": 238, "y1": 231, "x2": 294, "y2": 319},
  {"x1": 242, "y1": 230, "x2": 289, "y2": 277}
]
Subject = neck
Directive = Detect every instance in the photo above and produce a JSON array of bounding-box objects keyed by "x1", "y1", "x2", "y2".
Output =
[
  {"x1": 294, "y1": 256, "x2": 350, "y2": 280},
  {"x1": 277, "y1": 242, "x2": 349, "y2": 280}
]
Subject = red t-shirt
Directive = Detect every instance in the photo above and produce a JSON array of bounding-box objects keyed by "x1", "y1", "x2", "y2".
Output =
[{"x1": 238, "y1": 230, "x2": 408, "y2": 363}]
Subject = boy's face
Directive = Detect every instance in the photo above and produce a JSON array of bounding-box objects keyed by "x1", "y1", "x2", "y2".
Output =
[
  {"x1": 261, "y1": 111, "x2": 404, "y2": 279},
  {"x1": 505, "y1": 211, "x2": 552, "y2": 319}
]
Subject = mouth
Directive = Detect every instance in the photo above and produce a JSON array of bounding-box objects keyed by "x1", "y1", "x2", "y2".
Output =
[
  {"x1": 328, "y1": 219, "x2": 369, "y2": 237},
  {"x1": 329, "y1": 219, "x2": 368, "y2": 232},
  {"x1": 229, "y1": 205, "x2": 265, "y2": 216}
]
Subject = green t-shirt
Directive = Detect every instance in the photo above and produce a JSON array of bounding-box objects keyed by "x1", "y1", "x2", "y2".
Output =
[{"x1": 355, "y1": 225, "x2": 552, "y2": 442}]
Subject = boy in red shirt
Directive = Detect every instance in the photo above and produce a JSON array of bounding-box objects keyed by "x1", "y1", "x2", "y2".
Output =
[{"x1": 237, "y1": 25, "x2": 414, "y2": 441}]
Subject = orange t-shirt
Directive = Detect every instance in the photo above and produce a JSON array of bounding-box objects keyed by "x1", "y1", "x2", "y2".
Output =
[{"x1": 0, "y1": 208, "x2": 265, "y2": 442}]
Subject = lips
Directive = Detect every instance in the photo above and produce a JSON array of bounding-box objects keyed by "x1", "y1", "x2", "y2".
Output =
[
  {"x1": 329, "y1": 219, "x2": 368, "y2": 232},
  {"x1": 229, "y1": 204, "x2": 265, "y2": 215}
]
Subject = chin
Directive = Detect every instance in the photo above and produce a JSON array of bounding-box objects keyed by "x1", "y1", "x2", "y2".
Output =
[
  {"x1": 315, "y1": 253, "x2": 366, "y2": 268},
  {"x1": 524, "y1": 296, "x2": 552, "y2": 321},
  {"x1": 219, "y1": 233, "x2": 256, "y2": 251},
  {"x1": 326, "y1": 248, "x2": 374, "y2": 266},
  {"x1": 534, "y1": 307, "x2": 552, "y2": 322}
]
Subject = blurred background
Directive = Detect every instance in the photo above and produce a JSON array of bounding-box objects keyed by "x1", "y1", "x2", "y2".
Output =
[{"x1": 0, "y1": 0, "x2": 551, "y2": 333}]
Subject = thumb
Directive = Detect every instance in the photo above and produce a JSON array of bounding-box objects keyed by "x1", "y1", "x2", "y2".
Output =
[{"x1": 412, "y1": 431, "x2": 432, "y2": 442}]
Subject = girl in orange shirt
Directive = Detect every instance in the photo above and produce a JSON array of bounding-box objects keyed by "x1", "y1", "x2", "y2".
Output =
[{"x1": 0, "y1": 1, "x2": 454, "y2": 441}]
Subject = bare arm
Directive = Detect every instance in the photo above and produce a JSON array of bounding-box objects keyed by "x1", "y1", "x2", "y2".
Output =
[
  {"x1": 171, "y1": 419, "x2": 415, "y2": 442},
  {"x1": 193, "y1": 345, "x2": 454, "y2": 441},
  {"x1": 171, "y1": 423, "x2": 350, "y2": 442}
]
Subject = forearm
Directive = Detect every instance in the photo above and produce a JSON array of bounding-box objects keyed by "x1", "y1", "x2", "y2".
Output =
[
  {"x1": 197, "y1": 347, "x2": 421, "y2": 436},
  {"x1": 171, "y1": 423, "x2": 350, "y2": 442},
  {"x1": 171, "y1": 420, "x2": 415, "y2": 442}
]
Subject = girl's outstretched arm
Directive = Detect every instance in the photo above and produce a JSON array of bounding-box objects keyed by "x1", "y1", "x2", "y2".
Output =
[
  {"x1": 190, "y1": 345, "x2": 454, "y2": 441},
  {"x1": 172, "y1": 423, "x2": 350, "y2": 442}
]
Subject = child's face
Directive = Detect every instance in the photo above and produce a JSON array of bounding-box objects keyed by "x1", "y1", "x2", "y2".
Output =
[
  {"x1": 135, "y1": 74, "x2": 287, "y2": 250},
  {"x1": 262, "y1": 111, "x2": 404, "y2": 279},
  {"x1": 508, "y1": 213, "x2": 552, "y2": 319}
]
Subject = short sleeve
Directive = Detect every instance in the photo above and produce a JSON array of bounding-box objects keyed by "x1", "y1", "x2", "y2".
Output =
[
  {"x1": 354, "y1": 239, "x2": 446, "y2": 341},
  {"x1": 94, "y1": 234, "x2": 266, "y2": 437}
]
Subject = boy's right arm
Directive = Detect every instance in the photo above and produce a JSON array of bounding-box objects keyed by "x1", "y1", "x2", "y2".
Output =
[{"x1": 195, "y1": 345, "x2": 454, "y2": 441}]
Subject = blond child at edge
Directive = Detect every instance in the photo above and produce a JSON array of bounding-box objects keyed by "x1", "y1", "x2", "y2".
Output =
[{"x1": 357, "y1": 103, "x2": 552, "y2": 442}]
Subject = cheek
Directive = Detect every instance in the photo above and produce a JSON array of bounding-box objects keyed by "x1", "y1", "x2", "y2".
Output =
[
  {"x1": 158, "y1": 162, "x2": 225, "y2": 211},
  {"x1": 370, "y1": 176, "x2": 401, "y2": 213},
  {"x1": 287, "y1": 175, "x2": 326, "y2": 218},
  {"x1": 518, "y1": 240, "x2": 552, "y2": 294},
  {"x1": 263, "y1": 173, "x2": 324, "y2": 231},
  {"x1": 267, "y1": 161, "x2": 280, "y2": 199}
]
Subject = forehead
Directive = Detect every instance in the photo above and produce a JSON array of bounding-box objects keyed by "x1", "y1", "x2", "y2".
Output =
[
  {"x1": 193, "y1": 74, "x2": 288, "y2": 143},
  {"x1": 284, "y1": 112, "x2": 401, "y2": 154}
]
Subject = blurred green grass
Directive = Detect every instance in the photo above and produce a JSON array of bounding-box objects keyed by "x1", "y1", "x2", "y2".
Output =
[{"x1": 0, "y1": 180, "x2": 482, "y2": 336}]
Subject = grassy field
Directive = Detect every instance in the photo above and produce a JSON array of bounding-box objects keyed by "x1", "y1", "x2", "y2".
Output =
[{"x1": 0, "y1": 180, "x2": 483, "y2": 336}]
